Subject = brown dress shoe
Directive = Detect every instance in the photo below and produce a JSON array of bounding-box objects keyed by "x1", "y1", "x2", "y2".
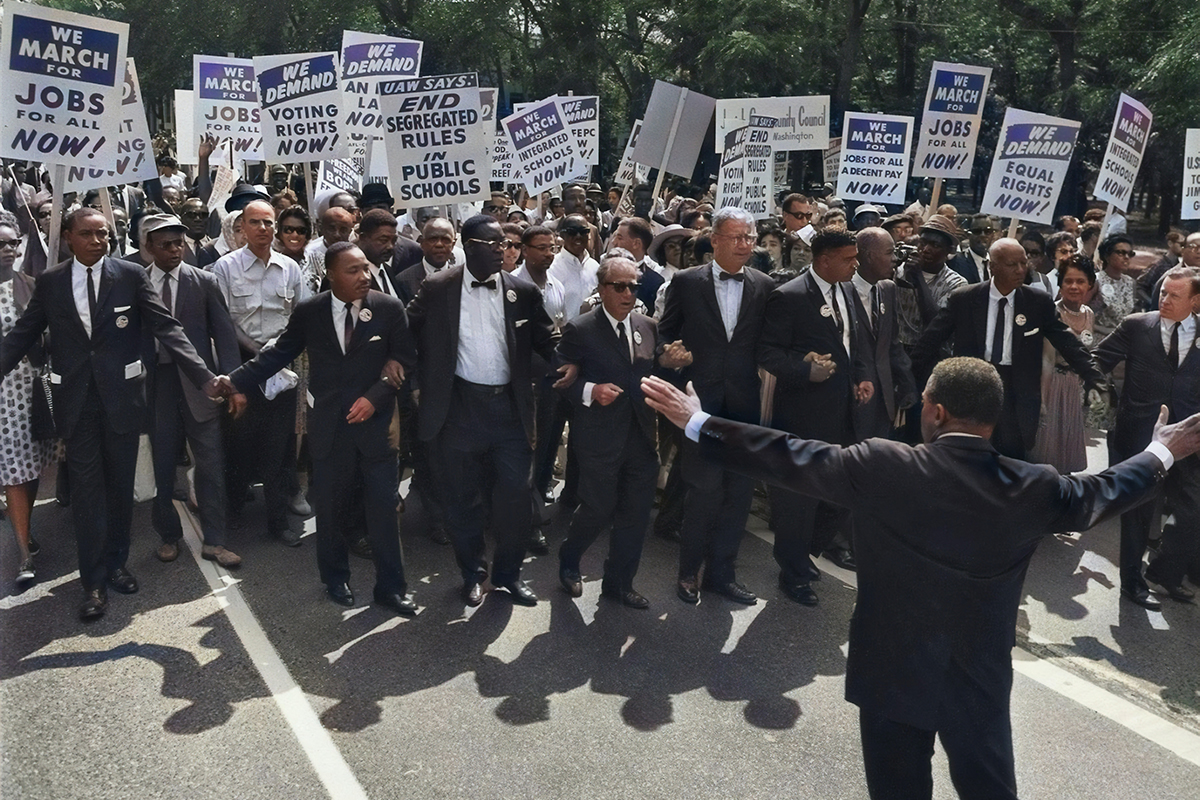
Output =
[
  {"x1": 202, "y1": 545, "x2": 242, "y2": 568},
  {"x1": 156, "y1": 541, "x2": 180, "y2": 562}
]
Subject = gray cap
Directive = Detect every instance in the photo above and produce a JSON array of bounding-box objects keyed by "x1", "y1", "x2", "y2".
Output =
[{"x1": 140, "y1": 213, "x2": 187, "y2": 237}]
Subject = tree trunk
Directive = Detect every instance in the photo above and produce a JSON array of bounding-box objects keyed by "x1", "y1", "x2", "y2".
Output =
[{"x1": 833, "y1": 0, "x2": 872, "y2": 115}]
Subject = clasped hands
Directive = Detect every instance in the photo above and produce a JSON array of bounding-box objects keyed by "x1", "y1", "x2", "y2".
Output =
[
  {"x1": 202, "y1": 376, "x2": 248, "y2": 418},
  {"x1": 659, "y1": 340, "x2": 693, "y2": 370},
  {"x1": 805, "y1": 352, "x2": 873, "y2": 404}
]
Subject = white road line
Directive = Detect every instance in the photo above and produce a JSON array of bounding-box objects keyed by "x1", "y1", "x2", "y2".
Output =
[
  {"x1": 178, "y1": 505, "x2": 369, "y2": 800},
  {"x1": 742, "y1": 512, "x2": 1200, "y2": 767}
]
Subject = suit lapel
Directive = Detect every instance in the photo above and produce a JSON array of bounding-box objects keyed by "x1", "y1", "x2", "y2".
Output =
[
  {"x1": 500, "y1": 271, "x2": 518, "y2": 368},
  {"x1": 55, "y1": 263, "x2": 89, "y2": 340},
  {"x1": 804, "y1": 271, "x2": 840, "y2": 340},
  {"x1": 347, "y1": 293, "x2": 374, "y2": 353},
  {"x1": 94, "y1": 256, "x2": 117, "y2": 322},
  {"x1": 1180, "y1": 314, "x2": 1200, "y2": 371},
  {"x1": 447, "y1": 268, "x2": 463, "y2": 358},
  {"x1": 971, "y1": 284, "x2": 989, "y2": 353}
]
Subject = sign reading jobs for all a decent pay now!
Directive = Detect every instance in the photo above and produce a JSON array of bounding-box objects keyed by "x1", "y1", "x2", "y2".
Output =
[
  {"x1": 980, "y1": 107, "x2": 1080, "y2": 225},
  {"x1": 193, "y1": 54, "x2": 263, "y2": 162},
  {"x1": 378, "y1": 72, "x2": 488, "y2": 204},
  {"x1": 0, "y1": 3, "x2": 128, "y2": 171},
  {"x1": 912, "y1": 61, "x2": 992, "y2": 179},
  {"x1": 836, "y1": 112, "x2": 914, "y2": 205}
]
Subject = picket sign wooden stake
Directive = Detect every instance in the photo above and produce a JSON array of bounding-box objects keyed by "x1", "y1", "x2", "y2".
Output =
[
  {"x1": 926, "y1": 177, "x2": 943, "y2": 222},
  {"x1": 98, "y1": 191, "x2": 118, "y2": 250},
  {"x1": 47, "y1": 165, "x2": 66, "y2": 264},
  {"x1": 651, "y1": 88, "x2": 689, "y2": 203},
  {"x1": 305, "y1": 162, "x2": 318, "y2": 220},
  {"x1": 1095, "y1": 201, "x2": 1114, "y2": 267},
  {"x1": 1007, "y1": 217, "x2": 1019, "y2": 239}
]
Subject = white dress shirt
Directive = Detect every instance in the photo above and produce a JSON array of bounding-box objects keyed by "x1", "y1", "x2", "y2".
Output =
[
  {"x1": 984, "y1": 280, "x2": 1017, "y2": 365},
  {"x1": 368, "y1": 262, "x2": 396, "y2": 296},
  {"x1": 1161, "y1": 314, "x2": 1197, "y2": 369},
  {"x1": 71, "y1": 257, "x2": 101, "y2": 337},
  {"x1": 811, "y1": 269, "x2": 852, "y2": 356},
  {"x1": 422, "y1": 257, "x2": 449, "y2": 280},
  {"x1": 852, "y1": 272, "x2": 876, "y2": 331},
  {"x1": 512, "y1": 265, "x2": 567, "y2": 325},
  {"x1": 331, "y1": 297, "x2": 362, "y2": 354},
  {"x1": 969, "y1": 249, "x2": 989, "y2": 282},
  {"x1": 711, "y1": 261, "x2": 745, "y2": 341},
  {"x1": 548, "y1": 249, "x2": 599, "y2": 323},
  {"x1": 455, "y1": 273, "x2": 510, "y2": 385},
  {"x1": 581, "y1": 306, "x2": 634, "y2": 407}
]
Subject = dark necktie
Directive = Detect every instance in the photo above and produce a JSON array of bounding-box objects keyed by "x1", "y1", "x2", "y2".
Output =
[
  {"x1": 869, "y1": 285, "x2": 879, "y2": 333},
  {"x1": 981, "y1": 257, "x2": 989, "y2": 282},
  {"x1": 374, "y1": 269, "x2": 390, "y2": 295},
  {"x1": 829, "y1": 286, "x2": 844, "y2": 335},
  {"x1": 719, "y1": 271, "x2": 744, "y2": 282},
  {"x1": 1168, "y1": 322, "x2": 1179, "y2": 370},
  {"x1": 617, "y1": 321, "x2": 631, "y2": 362},
  {"x1": 343, "y1": 302, "x2": 355, "y2": 352},
  {"x1": 161, "y1": 272, "x2": 172, "y2": 314},
  {"x1": 991, "y1": 297, "x2": 1008, "y2": 364},
  {"x1": 472, "y1": 279, "x2": 496, "y2": 290},
  {"x1": 86, "y1": 266, "x2": 97, "y2": 324}
]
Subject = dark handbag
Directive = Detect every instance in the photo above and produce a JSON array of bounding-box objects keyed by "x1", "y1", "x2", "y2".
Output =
[{"x1": 30, "y1": 368, "x2": 57, "y2": 441}]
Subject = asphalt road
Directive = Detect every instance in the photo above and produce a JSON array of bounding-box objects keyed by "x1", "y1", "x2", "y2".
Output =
[{"x1": 2, "y1": 438, "x2": 1199, "y2": 799}]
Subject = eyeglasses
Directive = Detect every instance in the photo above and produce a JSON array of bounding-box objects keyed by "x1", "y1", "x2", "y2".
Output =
[
  {"x1": 465, "y1": 238, "x2": 506, "y2": 250},
  {"x1": 1111, "y1": 249, "x2": 1134, "y2": 257},
  {"x1": 603, "y1": 281, "x2": 640, "y2": 293},
  {"x1": 279, "y1": 225, "x2": 308, "y2": 235},
  {"x1": 1184, "y1": 243, "x2": 1200, "y2": 251},
  {"x1": 714, "y1": 233, "x2": 756, "y2": 245},
  {"x1": 483, "y1": 205, "x2": 505, "y2": 214},
  {"x1": 526, "y1": 243, "x2": 561, "y2": 253},
  {"x1": 784, "y1": 209, "x2": 812, "y2": 220},
  {"x1": 501, "y1": 240, "x2": 520, "y2": 250},
  {"x1": 560, "y1": 229, "x2": 589, "y2": 237},
  {"x1": 0, "y1": 239, "x2": 21, "y2": 249},
  {"x1": 243, "y1": 218, "x2": 275, "y2": 229}
]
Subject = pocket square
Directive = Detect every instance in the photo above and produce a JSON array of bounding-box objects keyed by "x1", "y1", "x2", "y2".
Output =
[
  {"x1": 125, "y1": 361, "x2": 142, "y2": 379},
  {"x1": 1023, "y1": 327, "x2": 1040, "y2": 336},
  {"x1": 515, "y1": 319, "x2": 528, "y2": 328},
  {"x1": 368, "y1": 335, "x2": 382, "y2": 342},
  {"x1": 114, "y1": 305, "x2": 131, "y2": 312}
]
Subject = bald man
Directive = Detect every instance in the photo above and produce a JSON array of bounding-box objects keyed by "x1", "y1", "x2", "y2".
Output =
[{"x1": 913, "y1": 238, "x2": 1105, "y2": 459}]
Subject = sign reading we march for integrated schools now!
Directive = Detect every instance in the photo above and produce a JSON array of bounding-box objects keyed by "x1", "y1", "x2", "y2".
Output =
[
  {"x1": 379, "y1": 72, "x2": 487, "y2": 203},
  {"x1": 340, "y1": 30, "x2": 422, "y2": 138},
  {"x1": 836, "y1": 112, "x2": 914, "y2": 205},
  {"x1": 912, "y1": 62, "x2": 991, "y2": 179},
  {"x1": 193, "y1": 55, "x2": 262, "y2": 162},
  {"x1": 63, "y1": 57, "x2": 157, "y2": 192},
  {"x1": 1093, "y1": 93, "x2": 1152, "y2": 211},
  {"x1": 0, "y1": 4, "x2": 127, "y2": 170},
  {"x1": 981, "y1": 108, "x2": 1080, "y2": 224},
  {"x1": 502, "y1": 97, "x2": 580, "y2": 194},
  {"x1": 254, "y1": 52, "x2": 347, "y2": 161}
]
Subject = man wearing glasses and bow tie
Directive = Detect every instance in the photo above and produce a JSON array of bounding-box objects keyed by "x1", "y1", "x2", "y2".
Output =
[
  {"x1": 407, "y1": 215, "x2": 567, "y2": 608},
  {"x1": 657, "y1": 206, "x2": 774, "y2": 606}
]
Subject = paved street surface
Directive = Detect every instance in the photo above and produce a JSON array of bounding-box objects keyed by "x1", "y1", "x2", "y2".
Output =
[{"x1": 3, "y1": 435, "x2": 1200, "y2": 799}]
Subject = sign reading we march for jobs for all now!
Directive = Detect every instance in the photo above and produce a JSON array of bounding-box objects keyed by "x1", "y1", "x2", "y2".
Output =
[
  {"x1": 980, "y1": 108, "x2": 1080, "y2": 224},
  {"x1": 912, "y1": 62, "x2": 991, "y2": 179},
  {"x1": 0, "y1": 4, "x2": 128, "y2": 170},
  {"x1": 836, "y1": 112, "x2": 914, "y2": 205},
  {"x1": 193, "y1": 55, "x2": 263, "y2": 162}
]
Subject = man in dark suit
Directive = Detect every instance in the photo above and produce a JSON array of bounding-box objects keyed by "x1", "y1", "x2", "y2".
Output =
[
  {"x1": 758, "y1": 228, "x2": 875, "y2": 605},
  {"x1": 643, "y1": 360, "x2": 1200, "y2": 800},
  {"x1": 394, "y1": 217, "x2": 456, "y2": 306},
  {"x1": 913, "y1": 238, "x2": 1105, "y2": 459},
  {"x1": 1096, "y1": 266, "x2": 1200, "y2": 609},
  {"x1": 946, "y1": 213, "x2": 999, "y2": 284},
  {"x1": 0, "y1": 208, "x2": 217, "y2": 620},
  {"x1": 657, "y1": 206, "x2": 774, "y2": 605},
  {"x1": 608, "y1": 216, "x2": 665, "y2": 311},
  {"x1": 554, "y1": 256, "x2": 686, "y2": 609},
  {"x1": 216, "y1": 242, "x2": 417, "y2": 615},
  {"x1": 406, "y1": 215, "x2": 560, "y2": 607},
  {"x1": 141, "y1": 214, "x2": 246, "y2": 568},
  {"x1": 852, "y1": 227, "x2": 917, "y2": 439}
]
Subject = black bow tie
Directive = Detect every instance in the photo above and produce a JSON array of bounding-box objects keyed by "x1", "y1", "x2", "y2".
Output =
[
  {"x1": 471, "y1": 279, "x2": 497, "y2": 290},
  {"x1": 718, "y1": 272, "x2": 744, "y2": 282}
]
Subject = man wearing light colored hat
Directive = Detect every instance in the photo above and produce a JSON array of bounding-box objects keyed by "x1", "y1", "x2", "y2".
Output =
[
  {"x1": 851, "y1": 204, "x2": 885, "y2": 231},
  {"x1": 142, "y1": 213, "x2": 247, "y2": 568}
]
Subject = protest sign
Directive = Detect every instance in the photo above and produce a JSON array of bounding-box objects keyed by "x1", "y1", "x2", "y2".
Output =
[
  {"x1": 193, "y1": 55, "x2": 263, "y2": 162},
  {"x1": 774, "y1": 151, "x2": 789, "y2": 191},
  {"x1": 379, "y1": 72, "x2": 487, "y2": 203},
  {"x1": 836, "y1": 112, "x2": 914, "y2": 206},
  {"x1": 208, "y1": 164, "x2": 238, "y2": 212},
  {"x1": 980, "y1": 108, "x2": 1080, "y2": 224},
  {"x1": 254, "y1": 51, "x2": 347, "y2": 161},
  {"x1": 340, "y1": 30, "x2": 422, "y2": 138},
  {"x1": 0, "y1": 4, "x2": 127, "y2": 170},
  {"x1": 632, "y1": 81, "x2": 715, "y2": 180},
  {"x1": 716, "y1": 127, "x2": 747, "y2": 210},
  {"x1": 502, "y1": 97, "x2": 579, "y2": 194},
  {"x1": 1093, "y1": 93, "x2": 1152, "y2": 211},
  {"x1": 63, "y1": 57, "x2": 157, "y2": 192},
  {"x1": 317, "y1": 159, "x2": 361, "y2": 194},
  {"x1": 823, "y1": 137, "x2": 841, "y2": 184},
  {"x1": 715, "y1": 96, "x2": 829, "y2": 152},
  {"x1": 613, "y1": 119, "x2": 648, "y2": 187},
  {"x1": 560, "y1": 96, "x2": 599, "y2": 165},
  {"x1": 1181, "y1": 129, "x2": 1200, "y2": 221},
  {"x1": 480, "y1": 87, "x2": 518, "y2": 182},
  {"x1": 716, "y1": 116, "x2": 776, "y2": 219},
  {"x1": 912, "y1": 62, "x2": 991, "y2": 179}
]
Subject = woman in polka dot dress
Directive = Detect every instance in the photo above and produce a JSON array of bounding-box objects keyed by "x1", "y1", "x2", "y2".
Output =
[{"x1": 0, "y1": 219, "x2": 55, "y2": 586}]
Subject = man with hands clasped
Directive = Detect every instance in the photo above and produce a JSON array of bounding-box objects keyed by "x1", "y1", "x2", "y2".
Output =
[{"x1": 208, "y1": 242, "x2": 416, "y2": 616}]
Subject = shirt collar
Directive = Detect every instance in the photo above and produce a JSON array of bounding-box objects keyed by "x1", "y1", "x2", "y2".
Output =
[
  {"x1": 989, "y1": 279, "x2": 1016, "y2": 301},
  {"x1": 810, "y1": 268, "x2": 837, "y2": 297},
  {"x1": 333, "y1": 295, "x2": 362, "y2": 312},
  {"x1": 73, "y1": 256, "x2": 102, "y2": 274},
  {"x1": 150, "y1": 264, "x2": 176, "y2": 283},
  {"x1": 851, "y1": 272, "x2": 873, "y2": 295},
  {"x1": 422, "y1": 257, "x2": 446, "y2": 273},
  {"x1": 601, "y1": 304, "x2": 630, "y2": 332},
  {"x1": 1165, "y1": 314, "x2": 1196, "y2": 333},
  {"x1": 711, "y1": 261, "x2": 743, "y2": 280}
]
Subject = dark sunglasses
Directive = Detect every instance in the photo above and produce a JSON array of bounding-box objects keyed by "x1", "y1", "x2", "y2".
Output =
[{"x1": 604, "y1": 281, "x2": 640, "y2": 294}]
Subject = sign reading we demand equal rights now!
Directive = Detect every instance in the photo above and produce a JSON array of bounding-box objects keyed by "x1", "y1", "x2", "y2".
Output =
[{"x1": 980, "y1": 108, "x2": 1080, "y2": 224}]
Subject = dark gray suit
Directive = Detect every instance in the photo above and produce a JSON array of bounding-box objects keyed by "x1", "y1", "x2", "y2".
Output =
[
  {"x1": 850, "y1": 278, "x2": 916, "y2": 439},
  {"x1": 143, "y1": 264, "x2": 241, "y2": 548},
  {"x1": 1096, "y1": 311, "x2": 1200, "y2": 591}
]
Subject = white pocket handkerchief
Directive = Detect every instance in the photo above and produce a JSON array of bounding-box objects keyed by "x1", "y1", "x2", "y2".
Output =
[
  {"x1": 114, "y1": 305, "x2": 131, "y2": 312},
  {"x1": 1023, "y1": 327, "x2": 1040, "y2": 337},
  {"x1": 369, "y1": 335, "x2": 382, "y2": 342},
  {"x1": 125, "y1": 361, "x2": 143, "y2": 379},
  {"x1": 515, "y1": 319, "x2": 528, "y2": 328}
]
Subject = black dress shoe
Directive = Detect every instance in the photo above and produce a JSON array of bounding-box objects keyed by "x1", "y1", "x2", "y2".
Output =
[
  {"x1": 498, "y1": 579, "x2": 538, "y2": 606},
  {"x1": 702, "y1": 579, "x2": 758, "y2": 605},
  {"x1": 529, "y1": 529, "x2": 549, "y2": 555},
  {"x1": 27, "y1": 537, "x2": 40, "y2": 556},
  {"x1": 274, "y1": 527, "x2": 302, "y2": 548},
  {"x1": 677, "y1": 576, "x2": 700, "y2": 604},
  {"x1": 601, "y1": 585, "x2": 649, "y2": 609},
  {"x1": 1145, "y1": 570, "x2": 1196, "y2": 602},
  {"x1": 79, "y1": 588, "x2": 107, "y2": 620},
  {"x1": 326, "y1": 582, "x2": 355, "y2": 607},
  {"x1": 463, "y1": 581, "x2": 484, "y2": 607},
  {"x1": 559, "y1": 567, "x2": 583, "y2": 598},
  {"x1": 107, "y1": 567, "x2": 139, "y2": 594},
  {"x1": 779, "y1": 579, "x2": 819, "y2": 606},
  {"x1": 823, "y1": 547, "x2": 856, "y2": 571},
  {"x1": 428, "y1": 526, "x2": 451, "y2": 545},
  {"x1": 373, "y1": 590, "x2": 418, "y2": 617},
  {"x1": 1121, "y1": 585, "x2": 1162, "y2": 611}
]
